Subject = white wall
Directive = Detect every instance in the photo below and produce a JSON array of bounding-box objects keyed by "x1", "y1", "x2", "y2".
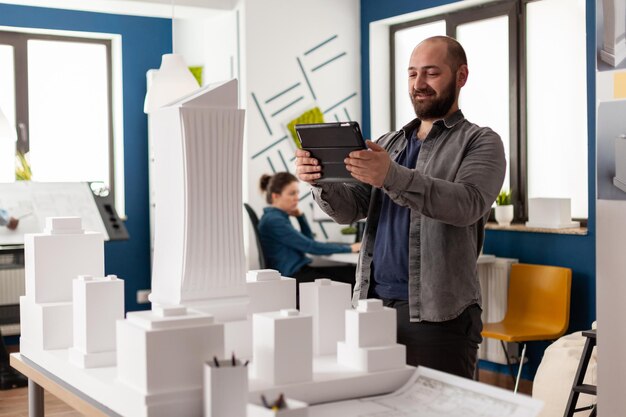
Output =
[
  {"x1": 596, "y1": 78, "x2": 626, "y2": 416},
  {"x1": 596, "y1": 2, "x2": 626, "y2": 414},
  {"x1": 175, "y1": 0, "x2": 361, "y2": 269},
  {"x1": 242, "y1": 0, "x2": 361, "y2": 268},
  {"x1": 174, "y1": 12, "x2": 238, "y2": 86}
]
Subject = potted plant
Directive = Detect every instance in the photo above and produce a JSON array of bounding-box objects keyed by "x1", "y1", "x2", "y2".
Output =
[
  {"x1": 340, "y1": 224, "x2": 358, "y2": 243},
  {"x1": 495, "y1": 190, "x2": 513, "y2": 226}
]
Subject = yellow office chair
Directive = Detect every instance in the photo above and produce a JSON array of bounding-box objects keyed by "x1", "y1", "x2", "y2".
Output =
[{"x1": 482, "y1": 263, "x2": 572, "y2": 393}]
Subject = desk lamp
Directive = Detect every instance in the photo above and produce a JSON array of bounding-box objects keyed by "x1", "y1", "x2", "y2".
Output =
[{"x1": 143, "y1": 1, "x2": 199, "y2": 114}]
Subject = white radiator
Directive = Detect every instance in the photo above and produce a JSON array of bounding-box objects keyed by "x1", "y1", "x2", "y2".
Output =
[
  {"x1": 478, "y1": 257, "x2": 518, "y2": 364},
  {"x1": 0, "y1": 251, "x2": 25, "y2": 336}
]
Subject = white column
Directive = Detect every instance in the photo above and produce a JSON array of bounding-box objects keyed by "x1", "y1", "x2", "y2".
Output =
[{"x1": 601, "y1": 0, "x2": 626, "y2": 67}]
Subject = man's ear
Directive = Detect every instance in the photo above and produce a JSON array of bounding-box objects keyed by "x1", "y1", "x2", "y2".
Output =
[{"x1": 457, "y1": 64, "x2": 469, "y2": 88}]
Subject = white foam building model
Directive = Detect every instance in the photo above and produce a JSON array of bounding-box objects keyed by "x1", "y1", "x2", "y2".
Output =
[
  {"x1": 246, "y1": 269, "x2": 296, "y2": 315},
  {"x1": 117, "y1": 305, "x2": 224, "y2": 416},
  {"x1": 149, "y1": 79, "x2": 247, "y2": 321},
  {"x1": 70, "y1": 274, "x2": 124, "y2": 368},
  {"x1": 19, "y1": 79, "x2": 415, "y2": 416},
  {"x1": 20, "y1": 217, "x2": 104, "y2": 353},
  {"x1": 228, "y1": 269, "x2": 296, "y2": 359},
  {"x1": 337, "y1": 299, "x2": 406, "y2": 372},
  {"x1": 614, "y1": 133, "x2": 626, "y2": 193},
  {"x1": 252, "y1": 309, "x2": 313, "y2": 385},
  {"x1": 148, "y1": 79, "x2": 251, "y2": 369},
  {"x1": 299, "y1": 279, "x2": 351, "y2": 356}
]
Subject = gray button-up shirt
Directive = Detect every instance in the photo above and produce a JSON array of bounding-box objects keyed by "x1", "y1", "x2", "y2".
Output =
[{"x1": 312, "y1": 110, "x2": 506, "y2": 322}]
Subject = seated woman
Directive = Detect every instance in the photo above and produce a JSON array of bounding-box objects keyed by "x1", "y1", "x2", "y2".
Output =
[{"x1": 258, "y1": 172, "x2": 360, "y2": 285}]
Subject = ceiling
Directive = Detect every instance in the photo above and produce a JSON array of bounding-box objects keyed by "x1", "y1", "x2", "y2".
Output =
[{"x1": 0, "y1": 0, "x2": 237, "y2": 18}]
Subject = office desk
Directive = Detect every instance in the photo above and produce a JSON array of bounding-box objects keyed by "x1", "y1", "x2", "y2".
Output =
[
  {"x1": 10, "y1": 353, "x2": 120, "y2": 417},
  {"x1": 324, "y1": 253, "x2": 359, "y2": 265},
  {"x1": 319, "y1": 253, "x2": 497, "y2": 266}
]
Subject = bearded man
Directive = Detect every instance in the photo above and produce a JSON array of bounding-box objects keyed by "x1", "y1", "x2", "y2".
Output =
[{"x1": 295, "y1": 36, "x2": 506, "y2": 378}]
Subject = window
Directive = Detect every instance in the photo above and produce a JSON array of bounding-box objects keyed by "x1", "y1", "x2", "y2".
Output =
[
  {"x1": 0, "y1": 31, "x2": 116, "y2": 201},
  {"x1": 390, "y1": 0, "x2": 588, "y2": 221}
]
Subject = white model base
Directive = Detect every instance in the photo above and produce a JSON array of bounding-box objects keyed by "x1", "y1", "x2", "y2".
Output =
[
  {"x1": 20, "y1": 344, "x2": 414, "y2": 416},
  {"x1": 614, "y1": 176, "x2": 626, "y2": 193},
  {"x1": 249, "y1": 355, "x2": 415, "y2": 405},
  {"x1": 247, "y1": 399, "x2": 308, "y2": 417},
  {"x1": 19, "y1": 344, "x2": 203, "y2": 417},
  {"x1": 68, "y1": 347, "x2": 116, "y2": 368},
  {"x1": 336, "y1": 342, "x2": 406, "y2": 373},
  {"x1": 20, "y1": 297, "x2": 73, "y2": 350}
]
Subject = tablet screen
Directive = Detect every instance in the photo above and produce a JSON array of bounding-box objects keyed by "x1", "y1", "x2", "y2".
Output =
[
  {"x1": 295, "y1": 122, "x2": 365, "y2": 149},
  {"x1": 295, "y1": 122, "x2": 366, "y2": 182}
]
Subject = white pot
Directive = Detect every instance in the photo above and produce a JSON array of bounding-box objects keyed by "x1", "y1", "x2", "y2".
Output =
[{"x1": 495, "y1": 205, "x2": 514, "y2": 226}]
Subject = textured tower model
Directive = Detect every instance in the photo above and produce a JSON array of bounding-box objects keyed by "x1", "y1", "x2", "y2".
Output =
[{"x1": 149, "y1": 80, "x2": 247, "y2": 310}]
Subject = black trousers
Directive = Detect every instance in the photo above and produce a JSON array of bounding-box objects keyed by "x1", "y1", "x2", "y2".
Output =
[
  {"x1": 382, "y1": 299, "x2": 482, "y2": 379},
  {"x1": 292, "y1": 265, "x2": 356, "y2": 307},
  {"x1": 292, "y1": 265, "x2": 356, "y2": 286}
]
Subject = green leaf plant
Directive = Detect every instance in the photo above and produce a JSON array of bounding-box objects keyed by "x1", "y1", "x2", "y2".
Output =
[{"x1": 496, "y1": 190, "x2": 512, "y2": 206}]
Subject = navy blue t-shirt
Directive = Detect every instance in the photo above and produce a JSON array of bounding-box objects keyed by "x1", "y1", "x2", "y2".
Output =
[{"x1": 371, "y1": 129, "x2": 421, "y2": 300}]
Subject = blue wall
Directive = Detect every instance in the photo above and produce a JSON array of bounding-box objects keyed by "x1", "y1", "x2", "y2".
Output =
[
  {"x1": 360, "y1": 0, "x2": 597, "y2": 378},
  {"x1": 0, "y1": 3, "x2": 171, "y2": 312}
]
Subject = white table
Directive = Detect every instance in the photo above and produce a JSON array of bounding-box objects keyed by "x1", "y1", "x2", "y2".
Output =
[{"x1": 10, "y1": 353, "x2": 120, "y2": 417}]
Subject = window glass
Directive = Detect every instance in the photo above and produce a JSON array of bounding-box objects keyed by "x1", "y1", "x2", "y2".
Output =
[
  {"x1": 526, "y1": 0, "x2": 587, "y2": 218},
  {"x1": 390, "y1": 0, "x2": 589, "y2": 221},
  {"x1": 27, "y1": 40, "x2": 110, "y2": 185},
  {"x1": 457, "y1": 15, "x2": 511, "y2": 192},
  {"x1": 393, "y1": 20, "x2": 446, "y2": 129},
  {"x1": 0, "y1": 44, "x2": 16, "y2": 128},
  {"x1": 0, "y1": 44, "x2": 16, "y2": 182}
]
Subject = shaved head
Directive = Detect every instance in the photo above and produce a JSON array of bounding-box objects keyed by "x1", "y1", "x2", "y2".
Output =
[{"x1": 417, "y1": 36, "x2": 467, "y2": 72}]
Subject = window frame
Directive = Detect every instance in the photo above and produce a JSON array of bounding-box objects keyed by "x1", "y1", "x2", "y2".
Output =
[
  {"x1": 389, "y1": 0, "x2": 586, "y2": 224},
  {"x1": 0, "y1": 30, "x2": 115, "y2": 200}
]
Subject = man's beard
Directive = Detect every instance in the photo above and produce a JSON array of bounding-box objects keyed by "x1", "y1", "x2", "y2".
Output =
[{"x1": 410, "y1": 78, "x2": 457, "y2": 120}]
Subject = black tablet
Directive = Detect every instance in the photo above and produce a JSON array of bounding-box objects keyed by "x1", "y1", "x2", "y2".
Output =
[{"x1": 295, "y1": 122, "x2": 366, "y2": 183}]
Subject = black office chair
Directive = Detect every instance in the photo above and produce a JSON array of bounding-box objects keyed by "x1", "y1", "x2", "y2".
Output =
[{"x1": 243, "y1": 203, "x2": 267, "y2": 269}]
